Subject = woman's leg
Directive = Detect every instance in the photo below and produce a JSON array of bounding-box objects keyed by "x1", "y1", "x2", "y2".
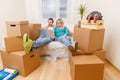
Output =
[
  {"x1": 57, "y1": 36, "x2": 72, "y2": 46},
  {"x1": 57, "y1": 36, "x2": 78, "y2": 56},
  {"x1": 63, "y1": 36, "x2": 72, "y2": 46}
]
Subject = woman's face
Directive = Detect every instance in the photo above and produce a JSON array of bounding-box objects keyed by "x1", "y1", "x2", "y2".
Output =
[
  {"x1": 48, "y1": 20, "x2": 53, "y2": 27},
  {"x1": 56, "y1": 20, "x2": 63, "y2": 28}
]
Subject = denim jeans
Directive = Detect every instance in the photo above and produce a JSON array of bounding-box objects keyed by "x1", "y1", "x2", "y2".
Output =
[
  {"x1": 57, "y1": 35, "x2": 72, "y2": 46},
  {"x1": 32, "y1": 29, "x2": 53, "y2": 48}
]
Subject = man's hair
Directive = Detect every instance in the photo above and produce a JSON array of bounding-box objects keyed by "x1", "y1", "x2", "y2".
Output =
[{"x1": 48, "y1": 18, "x2": 54, "y2": 23}]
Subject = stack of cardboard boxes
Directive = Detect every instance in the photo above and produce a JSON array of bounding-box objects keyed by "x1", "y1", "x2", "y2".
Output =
[
  {"x1": 1, "y1": 21, "x2": 41, "y2": 76},
  {"x1": 74, "y1": 20, "x2": 106, "y2": 58},
  {"x1": 69, "y1": 20, "x2": 106, "y2": 80}
]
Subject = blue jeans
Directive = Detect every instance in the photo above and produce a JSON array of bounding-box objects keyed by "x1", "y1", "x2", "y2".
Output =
[
  {"x1": 39, "y1": 28, "x2": 50, "y2": 38},
  {"x1": 32, "y1": 29, "x2": 53, "y2": 48},
  {"x1": 57, "y1": 35, "x2": 72, "y2": 46}
]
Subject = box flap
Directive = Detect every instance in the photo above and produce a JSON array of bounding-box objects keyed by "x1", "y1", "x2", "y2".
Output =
[{"x1": 6, "y1": 21, "x2": 28, "y2": 25}]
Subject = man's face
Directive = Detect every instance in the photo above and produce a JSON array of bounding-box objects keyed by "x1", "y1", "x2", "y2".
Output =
[{"x1": 48, "y1": 20, "x2": 53, "y2": 26}]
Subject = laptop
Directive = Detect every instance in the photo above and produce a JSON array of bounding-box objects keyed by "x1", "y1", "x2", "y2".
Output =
[{"x1": 46, "y1": 27, "x2": 54, "y2": 38}]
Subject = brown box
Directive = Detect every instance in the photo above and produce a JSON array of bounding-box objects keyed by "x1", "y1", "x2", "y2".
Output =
[
  {"x1": 93, "y1": 50, "x2": 106, "y2": 61},
  {"x1": 69, "y1": 54, "x2": 104, "y2": 80},
  {"x1": 4, "y1": 36, "x2": 24, "y2": 53},
  {"x1": 28, "y1": 23, "x2": 41, "y2": 40},
  {"x1": 74, "y1": 26, "x2": 105, "y2": 53},
  {"x1": 1, "y1": 48, "x2": 40, "y2": 76},
  {"x1": 81, "y1": 20, "x2": 104, "y2": 29},
  {"x1": 76, "y1": 49, "x2": 106, "y2": 61},
  {"x1": 6, "y1": 21, "x2": 29, "y2": 37}
]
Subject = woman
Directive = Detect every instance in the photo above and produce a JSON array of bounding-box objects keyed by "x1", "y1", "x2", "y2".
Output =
[{"x1": 54, "y1": 19, "x2": 78, "y2": 56}]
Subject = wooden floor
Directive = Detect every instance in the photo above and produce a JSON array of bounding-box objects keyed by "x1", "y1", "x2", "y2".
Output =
[{"x1": 0, "y1": 52, "x2": 120, "y2": 80}]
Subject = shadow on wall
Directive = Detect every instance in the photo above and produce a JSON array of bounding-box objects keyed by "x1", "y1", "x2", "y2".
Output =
[
  {"x1": 104, "y1": 29, "x2": 114, "y2": 61},
  {"x1": 0, "y1": 30, "x2": 6, "y2": 50}
]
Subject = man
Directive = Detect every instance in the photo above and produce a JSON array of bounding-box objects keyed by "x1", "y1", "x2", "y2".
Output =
[
  {"x1": 87, "y1": 11, "x2": 103, "y2": 23},
  {"x1": 23, "y1": 18, "x2": 54, "y2": 53}
]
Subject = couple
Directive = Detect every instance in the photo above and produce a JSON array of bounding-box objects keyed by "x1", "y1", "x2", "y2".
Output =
[{"x1": 23, "y1": 18, "x2": 78, "y2": 56}]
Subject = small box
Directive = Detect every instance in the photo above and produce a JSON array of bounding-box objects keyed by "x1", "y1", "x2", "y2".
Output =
[
  {"x1": 81, "y1": 20, "x2": 104, "y2": 29},
  {"x1": 4, "y1": 37, "x2": 24, "y2": 53},
  {"x1": 1, "y1": 48, "x2": 40, "y2": 77},
  {"x1": 28, "y1": 23, "x2": 41, "y2": 40},
  {"x1": 69, "y1": 54, "x2": 104, "y2": 80},
  {"x1": 75, "y1": 49, "x2": 106, "y2": 60},
  {"x1": 74, "y1": 26, "x2": 105, "y2": 53},
  {"x1": 93, "y1": 50, "x2": 106, "y2": 61},
  {"x1": 6, "y1": 21, "x2": 29, "y2": 37}
]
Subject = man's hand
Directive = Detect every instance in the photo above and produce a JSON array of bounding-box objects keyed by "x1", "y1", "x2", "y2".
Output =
[{"x1": 54, "y1": 38, "x2": 58, "y2": 41}]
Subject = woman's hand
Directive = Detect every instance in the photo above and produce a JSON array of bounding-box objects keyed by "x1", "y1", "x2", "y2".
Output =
[{"x1": 63, "y1": 34, "x2": 67, "y2": 38}]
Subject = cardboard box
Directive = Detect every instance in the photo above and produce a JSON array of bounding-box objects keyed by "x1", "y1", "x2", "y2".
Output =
[
  {"x1": 81, "y1": 20, "x2": 104, "y2": 29},
  {"x1": 93, "y1": 50, "x2": 106, "y2": 61},
  {"x1": 75, "y1": 49, "x2": 106, "y2": 61},
  {"x1": 6, "y1": 21, "x2": 29, "y2": 37},
  {"x1": 74, "y1": 26, "x2": 105, "y2": 53},
  {"x1": 69, "y1": 54, "x2": 104, "y2": 80},
  {"x1": 1, "y1": 48, "x2": 41, "y2": 76},
  {"x1": 28, "y1": 23, "x2": 41, "y2": 40},
  {"x1": 4, "y1": 36, "x2": 24, "y2": 53}
]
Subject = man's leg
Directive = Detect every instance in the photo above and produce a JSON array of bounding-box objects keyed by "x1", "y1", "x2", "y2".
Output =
[
  {"x1": 23, "y1": 33, "x2": 33, "y2": 53},
  {"x1": 93, "y1": 14, "x2": 98, "y2": 23},
  {"x1": 32, "y1": 37, "x2": 52, "y2": 48},
  {"x1": 87, "y1": 14, "x2": 93, "y2": 23}
]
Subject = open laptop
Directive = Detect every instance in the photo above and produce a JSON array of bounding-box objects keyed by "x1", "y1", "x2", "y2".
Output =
[{"x1": 46, "y1": 27, "x2": 54, "y2": 38}]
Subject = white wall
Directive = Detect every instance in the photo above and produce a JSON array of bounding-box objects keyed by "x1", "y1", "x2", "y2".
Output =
[
  {"x1": 0, "y1": 0, "x2": 27, "y2": 49},
  {"x1": 86, "y1": 0, "x2": 120, "y2": 70},
  {"x1": 26, "y1": 0, "x2": 41, "y2": 23}
]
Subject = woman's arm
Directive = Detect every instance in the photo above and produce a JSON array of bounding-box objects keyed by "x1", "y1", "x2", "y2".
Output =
[
  {"x1": 64, "y1": 26, "x2": 69, "y2": 36},
  {"x1": 53, "y1": 26, "x2": 57, "y2": 38}
]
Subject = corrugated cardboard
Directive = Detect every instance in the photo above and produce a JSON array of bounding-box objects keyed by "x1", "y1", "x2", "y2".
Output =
[
  {"x1": 81, "y1": 20, "x2": 104, "y2": 29},
  {"x1": 93, "y1": 50, "x2": 106, "y2": 61},
  {"x1": 81, "y1": 20, "x2": 104, "y2": 25},
  {"x1": 69, "y1": 54, "x2": 105, "y2": 80},
  {"x1": 73, "y1": 49, "x2": 86, "y2": 55},
  {"x1": 28, "y1": 23, "x2": 41, "y2": 40},
  {"x1": 75, "y1": 49, "x2": 106, "y2": 61},
  {"x1": 74, "y1": 26, "x2": 105, "y2": 53},
  {"x1": 4, "y1": 36, "x2": 24, "y2": 53},
  {"x1": 1, "y1": 48, "x2": 41, "y2": 76},
  {"x1": 6, "y1": 21, "x2": 29, "y2": 37}
]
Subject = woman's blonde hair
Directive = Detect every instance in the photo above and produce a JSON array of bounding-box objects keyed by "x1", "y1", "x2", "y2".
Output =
[{"x1": 56, "y1": 19, "x2": 64, "y2": 25}]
